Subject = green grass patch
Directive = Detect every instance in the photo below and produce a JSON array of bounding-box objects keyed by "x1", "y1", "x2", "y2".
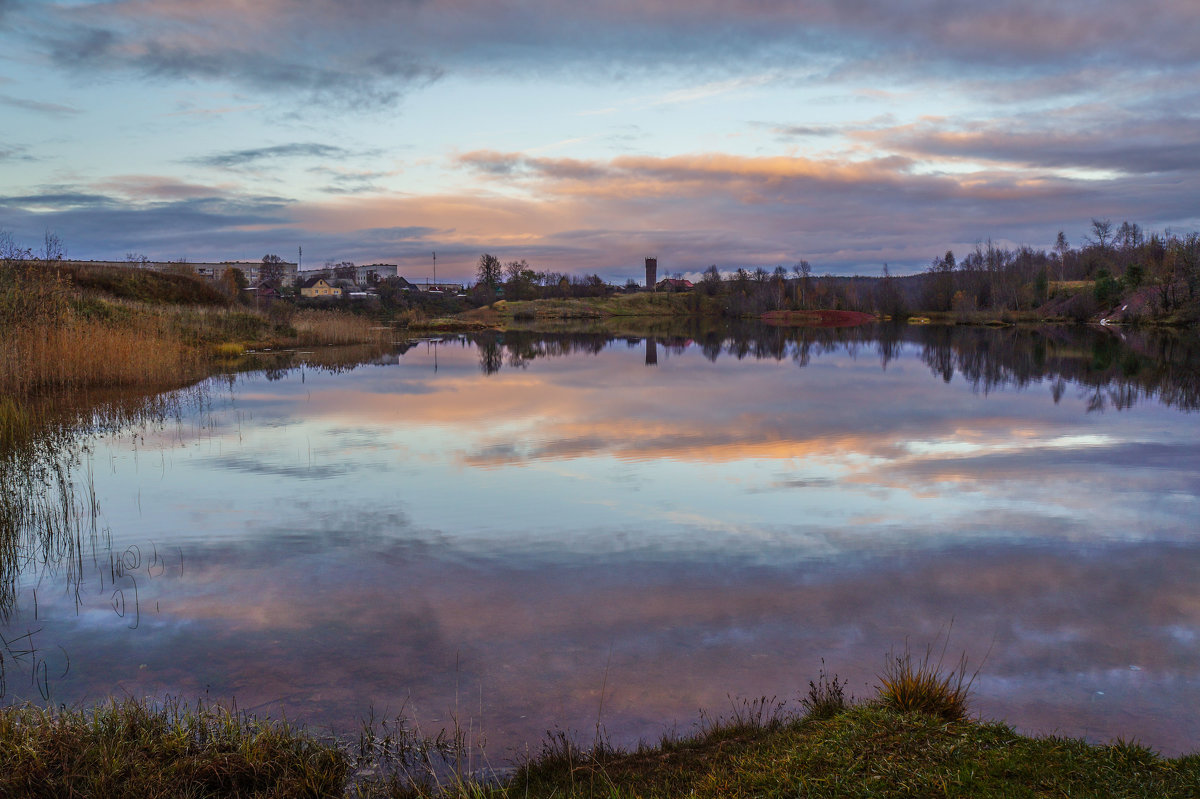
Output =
[{"x1": 498, "y1": 706, "x2": 1200, "y2": 799}]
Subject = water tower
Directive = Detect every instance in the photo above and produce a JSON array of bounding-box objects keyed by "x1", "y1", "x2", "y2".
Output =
[{"x1": 645, "y1": 257, "x2": 657, "y2": 290}]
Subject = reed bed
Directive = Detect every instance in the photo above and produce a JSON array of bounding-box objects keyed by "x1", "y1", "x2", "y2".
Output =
[
  {"x1": 291, "y1": 308, "x2": 390, "y2": 346},
  {"x1": 0, "y1": 320, "x2": 205, "y2": 396}
]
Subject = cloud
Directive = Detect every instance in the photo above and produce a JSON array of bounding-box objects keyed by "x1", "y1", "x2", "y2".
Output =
[
  {"x1": 5, "y1": 137, "x2": 1198, "y2": 277},
  {"x1": 0, "y1": 143, "x2": 33, "y2": 162},
  {"x1": 859, "y1": 114, "x2": 1200, "y2": 175},
  {"x1": 14, "y1": 1, "x2": 1200, "y2": 106},
  {"x1": 306, "y1": 165, "x2": 403, "y2": 195},
  {"x1": 0, "y1": 188, "x2": 295, "y2": 259},
  {"x1": 93, "y1": 175, "x2": 235, "y2": 200},
  {"x1": 0, "y1": 93, "x2": 79, "y2": 116},
  {"x1": 0, "y1": 184, "x2": 450, "y2": 266},
  {"x1": 188, "y1": 143, "x2": 354, "y2": 169}
]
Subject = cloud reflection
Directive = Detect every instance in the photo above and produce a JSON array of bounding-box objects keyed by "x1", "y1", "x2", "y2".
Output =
[{"x1": 7, "y1": 327, "x2": 1200, "y2": 760}]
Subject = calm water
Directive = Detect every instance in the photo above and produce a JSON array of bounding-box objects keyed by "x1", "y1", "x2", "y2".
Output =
[{"x1": 3, "y1": 324, "x2": 1200, "y2": 758}]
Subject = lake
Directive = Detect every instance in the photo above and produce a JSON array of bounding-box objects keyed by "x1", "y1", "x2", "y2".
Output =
[{"x1": 2, "y1": 323, "x2": 1199, "y2": 760}]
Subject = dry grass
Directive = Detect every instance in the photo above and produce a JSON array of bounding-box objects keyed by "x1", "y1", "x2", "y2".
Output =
[
  {"x1": 0, "y1": 320, "x2": 205, "y2": 396},
  {"x1": 291, "y1": 309, "x2": 390, "y2": 346},
  {"x1": 0, "y1": 699, "x2": 348, "y2": 798}
]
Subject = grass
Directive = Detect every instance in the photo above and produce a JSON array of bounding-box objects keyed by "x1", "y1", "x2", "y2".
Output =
[
  {"x1": 0, "y1": 699, "x2": 348, "y2": 798},
  {"x1": 497, "y1": 705, "x2": 1200, "y2": 799}
]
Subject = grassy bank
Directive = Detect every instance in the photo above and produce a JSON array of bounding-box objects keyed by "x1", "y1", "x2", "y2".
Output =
[
  {"x1": 0, "y1": 262, "x2": 389, "y2": 398},
  {"x1": 409, "y1": 294, "x2": 1084, "y2": 335},
  {"x1": 409, "y1": 293, "x2": 723, "y2": 332},
  {"x1": 3, "y1": 673, "x2": 1197, "y2": 798}
]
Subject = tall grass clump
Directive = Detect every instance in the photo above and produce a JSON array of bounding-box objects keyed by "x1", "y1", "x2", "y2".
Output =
[{"x1": 876, "y1": 640, "x2": 979, "y2": 721}]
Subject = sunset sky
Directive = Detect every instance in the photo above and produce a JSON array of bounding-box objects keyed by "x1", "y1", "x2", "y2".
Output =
[{"x1": 2, "y1": 1, "x2": 1198, "y2": 282}]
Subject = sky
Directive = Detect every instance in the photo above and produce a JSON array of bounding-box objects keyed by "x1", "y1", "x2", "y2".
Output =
[{"x1": 2, "y1": 1, "x2": 1199, "y2": 283}]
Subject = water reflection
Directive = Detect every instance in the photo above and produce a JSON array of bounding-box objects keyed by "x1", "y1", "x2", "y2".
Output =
[{"x1": 2, "y1": 325, "x2": 1199, "y2": 758}]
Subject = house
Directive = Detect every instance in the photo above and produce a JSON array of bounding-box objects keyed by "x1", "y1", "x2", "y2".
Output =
[
  {"x1": 655, "y1": 277, "x2": 694, "y2": 292},
  {"x1": 298, "y1": 276, "x2": 341, "y2": 298},
  {"x1": 420, "y1": 281, "x2": 465, "y2": 293},
  {"x1": 245, "y1": 281, "x2": 280, "y2": 300}
]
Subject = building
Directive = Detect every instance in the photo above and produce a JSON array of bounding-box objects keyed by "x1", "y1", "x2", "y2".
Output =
[
  {"x1": 655, "y1": 277, "x2": 694, "y2": 292},
  {"x1": 645, "y1": 257, "x2": 658, "y2": 289},
  {"x1": 419, "y1": 281, "x2": 465, "y2": 293},
  {"x1": 355, "y1": 264, "x2": 399, "y2": 284},
  {"x1": 298, "y1": 276, "x2": 341, "y2": 298}
]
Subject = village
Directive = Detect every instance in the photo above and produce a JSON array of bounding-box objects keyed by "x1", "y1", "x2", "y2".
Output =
[{"x1": 56, "y1": 254, "x2": 698, "y2": 303}]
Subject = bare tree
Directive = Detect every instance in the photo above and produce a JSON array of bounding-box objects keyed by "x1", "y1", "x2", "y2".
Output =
[
  {"x1": 260, "y1": 253, "x2": 286, "y2": 286},
  {"x1": 0, "y1": 230, "x2": 32, "y2": 264},
  {"x1": 41, "y1": 230, "x2": 64, "y2": 263},
  {"x1": 476, "y1": 253, "x2": 502, "y2": 289}
]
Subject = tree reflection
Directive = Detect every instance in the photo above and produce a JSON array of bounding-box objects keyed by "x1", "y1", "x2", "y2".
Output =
[{"x1": 466, "y1": 324, "x2": 1200, "y2": 412}]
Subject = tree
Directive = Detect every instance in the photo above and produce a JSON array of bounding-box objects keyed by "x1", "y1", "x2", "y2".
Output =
[
  {"x1": 220, "y1": 266, "x2": 247, "y2": 300},
  {"x1": 503, "y1": 259, "x2": 538, "y2": 299},
  {"x1": 260, "y1": 253, "x2": 285, "y2": 286},
  {"x1": 476, "y1": 253, "x2": 502, "y2": 290},
  {"x1": 0, "y1": 230, "x2": 32, "y2": 264},
  {"x1": 876, "y1": 264, "x2": 906, "y2": 318},
  {"x1": 1055, "y1": 231, "x2": 1069, "y2": 281},
  {"x1": 41, "y1": 230, "x2": 64, "y2": 263},
  {"x1": 794, "y1": 260, "x2": 812, "y2": 308},
  {"x1": 1033, "y1": 266, "x2": 1049, "y2": 305},
  {"x1": 1089, "y1": 218, "x2": 1113, "y2": 249},
  {"x1": 1116, "y1": 221, "x2": 1143, "y2": 250},
  {"x1": 333, "y1": 261, "x2": 357, "y2": 282},
  {"x1": 923, "y1": 250, "x2": 956, "y2": 312}
]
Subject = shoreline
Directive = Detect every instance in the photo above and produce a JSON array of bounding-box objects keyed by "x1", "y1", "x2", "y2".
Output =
[{"x1": 2, "y1": 682, "x2": 1197, "y2": 797}]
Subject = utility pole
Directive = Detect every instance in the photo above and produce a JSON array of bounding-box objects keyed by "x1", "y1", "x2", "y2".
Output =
[{"x1": 432, "y1": 251, "x2": 437, "y2": 286}]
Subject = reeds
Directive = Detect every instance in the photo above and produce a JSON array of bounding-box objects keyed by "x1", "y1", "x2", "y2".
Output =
[
  {"x1": 291, "y1": 309, "x2": 390, "y2": 346},
  {"x1": 0, "y1": 319, "x2": 204, "y2": 396}
]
